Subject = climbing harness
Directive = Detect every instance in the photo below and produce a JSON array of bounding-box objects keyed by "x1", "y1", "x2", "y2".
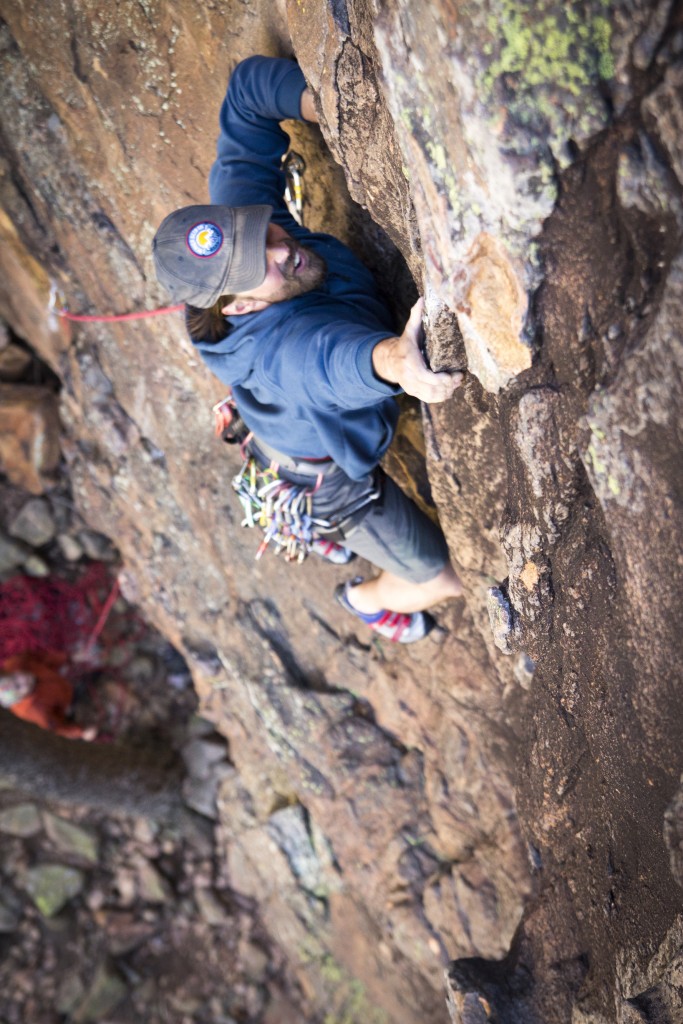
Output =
[
  {"x1": 230, "y1": 450, "x2": 382, "y2": 564},
  {"x1": 213, "y1": 395, "x2": 380, "y2": 564},
  {"x1": 215, "y1": 394, "x2": 320, "y2": 561},
  {"x1": 283, "y1": 151, "x2": 306, "y2": 225}
]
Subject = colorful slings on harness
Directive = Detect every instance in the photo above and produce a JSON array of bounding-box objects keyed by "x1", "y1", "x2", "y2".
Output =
[{"x1": 231, "y1": 456, "x2": 323, "y2": 563}]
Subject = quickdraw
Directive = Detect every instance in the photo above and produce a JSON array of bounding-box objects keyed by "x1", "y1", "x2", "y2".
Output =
[
  {"x1": 214, "y1": 394, "x2": 382, "y2": 564},
  {"x1": 231, "y1": 455, "x2": 324, "y2": 564},
  {"x1": 215, "y1": 394, "x2": 317, "y2": 562},
  {"x1": 283, "y1": 151, "x2": 306, "y2": 225}
]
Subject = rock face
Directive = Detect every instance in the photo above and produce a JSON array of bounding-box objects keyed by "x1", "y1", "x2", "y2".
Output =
[
  {"x1": 0, "y1": 385, "x2": 60, "y2": 494},
  {"x1": 0, "y1": 2, "x2": 681, "y2": 1023}
]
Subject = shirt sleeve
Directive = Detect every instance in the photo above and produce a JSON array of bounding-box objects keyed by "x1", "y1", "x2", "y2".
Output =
[
  {"x1": 257, "y1": 318, "x2": 402, "y2": 411},
  {"x1": 208, "y1": 56, "x2": 308, "y2": 211}
]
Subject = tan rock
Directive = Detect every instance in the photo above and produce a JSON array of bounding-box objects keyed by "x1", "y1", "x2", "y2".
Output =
[
  {"x1": 57, "y1": 533, "x2": 84, "y2": 561},
  {"x1": 0, "y1": 210, "x2": 71, "y2": 364},
  {"x1": 520, "y1": 561, "x2": 540, "y2": 592},
  {"x1": 455, "y1": 234, "x2": 531, "y2": 394},
  {"x1": 0, "y1": 384, "x2": 60, "y2": 494}
]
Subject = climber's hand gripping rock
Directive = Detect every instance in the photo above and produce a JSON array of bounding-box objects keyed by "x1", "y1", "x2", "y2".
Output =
[{"x1": 372, "y1": 297, "x2": 463, "y2": 404}]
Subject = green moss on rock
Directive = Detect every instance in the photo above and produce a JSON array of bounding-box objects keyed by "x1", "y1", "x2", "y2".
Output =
[
  {"x1": 484, "y1": 0, "x2": 614, "y2": 91},
  {"x1": 477, "y1": 0, "x2": 614, "y2": 164}
]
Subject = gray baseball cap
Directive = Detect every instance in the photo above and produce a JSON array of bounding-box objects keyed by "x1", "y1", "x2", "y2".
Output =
[{"x1": 152, "y1": 203, "x2": 273, "y2": 308}]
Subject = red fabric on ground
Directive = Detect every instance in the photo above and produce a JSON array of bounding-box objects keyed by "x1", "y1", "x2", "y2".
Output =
[{"x1": 0, "y1": 564, "x2": 112, "y2": 665}]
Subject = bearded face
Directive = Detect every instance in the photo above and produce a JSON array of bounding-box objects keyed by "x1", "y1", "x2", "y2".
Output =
[{"x1": 263, "y1": 238, "x2": 327, "y2": 302}]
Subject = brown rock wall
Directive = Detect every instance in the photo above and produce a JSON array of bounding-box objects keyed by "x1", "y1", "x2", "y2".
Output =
[
  {"x1": 0, "y1": 2, "x2": 681, "y2": 1023},
  {"x1": 0, "y1": 3, "x2": 531, "y2": 1022}
]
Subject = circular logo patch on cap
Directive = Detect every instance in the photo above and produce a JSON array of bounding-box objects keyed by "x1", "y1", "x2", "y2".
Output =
[{"x1": 187, "y1": 222, "x2": 224, "y2": 258}]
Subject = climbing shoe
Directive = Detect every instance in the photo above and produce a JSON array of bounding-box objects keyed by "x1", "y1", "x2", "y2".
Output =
[
  {"x1": 310, "y1": 538, "x2": 356, "y2": 565},
  {"x1": 334, "y1": 578, "x2": 435, "y2": 644}
]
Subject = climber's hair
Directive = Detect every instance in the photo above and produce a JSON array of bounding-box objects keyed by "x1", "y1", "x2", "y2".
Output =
[{"x1": 185, "y1": 296, "x2": 234, "y2": 344}]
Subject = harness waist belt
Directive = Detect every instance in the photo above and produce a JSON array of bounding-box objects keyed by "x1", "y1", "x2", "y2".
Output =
[{"x1": 250, "y1": 436, "x2": 337, "y2": 477}]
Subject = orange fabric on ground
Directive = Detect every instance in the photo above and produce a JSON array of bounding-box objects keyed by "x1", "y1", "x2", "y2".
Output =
[{"x1": 1, "y1": 652, "x2": 85, "y2": 740}]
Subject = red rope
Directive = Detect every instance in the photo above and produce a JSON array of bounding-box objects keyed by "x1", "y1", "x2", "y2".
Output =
[
  {"x1": 79, "y1": 578, "x2": 121, "y2": 660},
  {"x1": 55, "y1": 304, "x2": 185, "y2": 323}
]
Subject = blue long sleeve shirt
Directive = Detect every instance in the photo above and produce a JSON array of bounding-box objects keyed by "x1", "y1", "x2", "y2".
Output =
[{"x1": 191, "y1": 56, "x2": 402, "y2": 481}]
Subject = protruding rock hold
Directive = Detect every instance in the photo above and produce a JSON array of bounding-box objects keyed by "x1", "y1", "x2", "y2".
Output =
[
  {"x1": 451, "y1": 234, "x2": 531, "y2": 395},
  {"x1": 486, "y1": 584, "x2": 521, "y2": 656}
]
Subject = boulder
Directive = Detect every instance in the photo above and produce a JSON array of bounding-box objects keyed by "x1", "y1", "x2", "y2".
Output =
[
  {"x1": 0, "y1": 530, "x2": 29, "y2": 573},
  {"x1": 0, "y1": 803, "x2": 42, "y2": 838},
  {"x1": 24, "y1": 863, "x2": 85, "y2": 917},
  {"x1": 8, "y1": 497, "x2": 57, "y2": 547},
  {"x1": 42, "y1": 812, "x2": 99, "y2": 865}
]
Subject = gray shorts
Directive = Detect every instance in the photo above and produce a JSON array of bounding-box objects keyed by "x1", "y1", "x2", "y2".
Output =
[
  {"x1": 337, "y1": 470, "x2": 450, "y2": 584},
  {"x1": 250, "y1": 440, "x2": 450, "y2": 585}
]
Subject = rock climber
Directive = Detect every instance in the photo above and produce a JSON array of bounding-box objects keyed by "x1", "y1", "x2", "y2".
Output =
[
  {"x1": 152, "y1": 55, "x2": 463, "y2": 643},
  {"x1": 0, "y1": 651, "x2": 97, "y2": 741}
]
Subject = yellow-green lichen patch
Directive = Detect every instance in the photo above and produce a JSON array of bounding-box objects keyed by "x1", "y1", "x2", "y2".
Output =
[
  {"x1": 477, "y1": 0, "x2": 614, "y2": 159},
  {"x1": 484, "y1": 0, "x2": 614, "y2": 93},
  {"x1": 426, "y1": 140, "x2": 448, "y2": 174}
]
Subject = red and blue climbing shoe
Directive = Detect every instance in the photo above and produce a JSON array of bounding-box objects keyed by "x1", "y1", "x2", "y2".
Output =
[
  {"x1": 334, "y1": 578, "x2": 435, "y2": 644},
  {"x1": 310, "y1": 538, "x2": 356, "y2": 565}
]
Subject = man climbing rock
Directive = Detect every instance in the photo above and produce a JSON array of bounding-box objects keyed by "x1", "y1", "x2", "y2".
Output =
[{"x1": 153, "y1": 56, "x2": 462, "y2": 643}]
